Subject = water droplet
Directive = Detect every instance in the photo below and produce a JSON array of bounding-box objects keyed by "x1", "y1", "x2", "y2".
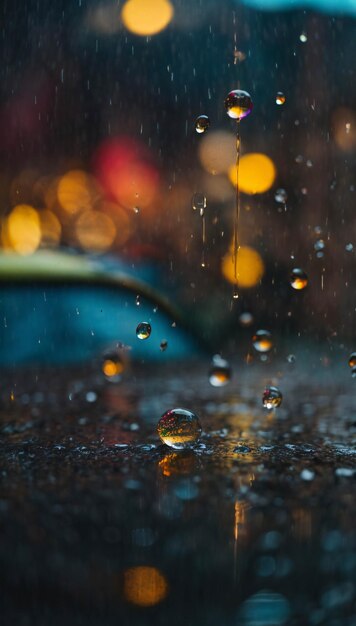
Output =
[
  {"x1": 300, "y1": 469, "x2": 315, "y2": 481},
  {"x1": 157, "y1": 408, "x2": 202, "y2": 450},
  {"x1": 195, "y1": 114, "x2": 210, "y2": 134},
  {"x1": 136, "y1": 322, "x2": 151, "y2": 340},
  {"x1": 239, "y1": 311, "x2": 254, "y2": 327},
  {"x1": 345, "y1": 243, "x2": 353, "y2": 252},
  {"x1": 287, "y1": 354, "x2": 296, "y2": 364},
  {"x1": 314, "y1": 239, "x2": 325, "y2": 252},
  {"x1": 314, "y1": 225, "x2": 322, "y2": 235},
  {"x1": 209, "y1": 355, "x2": 231, "y2": 387},
  {"x1": 262, "y1": 386, "x2": 283, "y2": 410},
  {"x1": 133, "y1": 206, "x2": 140, "y2": 214},
  {"x1": 276, "y1": 92, "x2": 286, "y2": 106},
  {"x1": 233, "y1": 444, "x2": 251, "y2": 454},
  {"x1": 225, "y1": 89, "x2": 253, "y2": 120},
  {"x1": 102, "y1": 350, "x2": 124, "y2": 380},
  {"x1": 192, "y1": 192, "x2": 206, "y2": 216},
  {"x1": 290, "y1": 268, "x2": 308, "y2": 290},
  {"x1": 348, "y1": 352, "x2": 356, "y2": 368},
  {"x1": 252, "y1": 330, "x2": 273, "y2": 353},
  {"x1": 135, "y1": 295, "x2": 140, "y2": 306},
  {"x1": 274, "y1": 188, "x2": 287, "y2": 203},
  {"x1": 160, "y1": 340, "x2": 168, "y2": 352},
  {"x1": 295, "y1": 154, "x2": 303, "y2": 164},
  {"x1": 300, "y1": 32, "x2": 307, "y2": 43}
]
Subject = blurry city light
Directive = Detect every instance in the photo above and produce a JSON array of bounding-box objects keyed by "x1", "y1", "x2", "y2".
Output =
[
  {"x1": 99, "y1": 201, "x2": 132, "y2": 246},
  {"x1": 123, "y1": 566, "x2": 168, "y2": 606},
  {"x1": 332, "y1": 107, "x2": 356, "y2": 151},
  {"x1": 75, "y1": 210, "x2": 117, "y2": 253},
  {"x1": 39, "y1": 209, "x2": 62, "y2": 248},
  {"x1": 121, "y1": 0, "x2": 174, "y2": 36},
  {"x1": 228, "y1": 153, "x2": 276, "y2": 194},
  {"x1": 198, "y1": 130, "x2": 236, "y2": 175},
  {"x1": 222, "y1": 245, "x2": 265, "y2": 288},
  {"x1": 2, "y1": 204, "x2": 41, "y2": 255},
  {"x1": 57, "y1": 170, "x2": 99, "y2": 215}
]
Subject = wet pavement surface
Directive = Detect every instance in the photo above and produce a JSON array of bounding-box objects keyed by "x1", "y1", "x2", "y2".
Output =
[{"x1": 0, "y1": 357, "x2": 355, "y2": 625}]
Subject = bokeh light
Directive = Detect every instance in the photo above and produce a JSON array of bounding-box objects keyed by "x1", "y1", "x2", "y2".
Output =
[
  {"x1": 39, "y1": 210, "x2": 62, "y2": 248},
  {"x1": 198, "y1": 130, "x2": 236, "y2": 175},
  {"x1": 57, "y1": 170, "x2": 99, "y2": 215},
  {"x1": 228, "y1": 153, "x2": 276, "y2": 194},
  {"x1": 222, "y1": 245, "x2": 265, "y2": 288},
  {"x1": 2, "y1": 205, "x2": 41, "y2": 255},
  {"x1": 75, "y1": 210, "x2": 117, "y2": 253},
  {"x1": 332, "y1": 107, "x2": 356, "y2": 151},
  {"x1": 99, "y1": 201, "x2": 132, "y2": 246},
  {"x1": 123, "y1": 566, "x2": 168, "y2": 606},
  {"x1": 121, "y1": 0, "x2": 174, "y2": 36}
]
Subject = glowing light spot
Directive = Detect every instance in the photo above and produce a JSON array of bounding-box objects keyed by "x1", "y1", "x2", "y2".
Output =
[
  {"x1": 75, "y1": 210, "x2": 116, "y2": 253},
  {"x1": 102, "y1": 359, "x2": 124, "y2": 378},
  {"x1": 99, "y1": 201, "x2": 132, "y2": 247},
  {"x1": 228, "y1": 153, "x2": 276, "y2": 195},
  {"x1": 123, "y1": 566, "x2": 168, "y2": 606},
  {"x1": 121, "y1": 0, "x2": 174, "y2": 36},
  {"x1": 198, "y1": 130, "x2": 236, "y2": 175},
  {"x1": 222, "y1": 245, "x2": 264, "y2": 288},
  {"x1": 2, "y1": 205, "x2": 41, "y2": 255},
  {"x1": 39, "y1": 210, "x2": 62, "y2": 248},
  {"x1": 57, "y1": 170, "x2": 98, "y2": 215}
]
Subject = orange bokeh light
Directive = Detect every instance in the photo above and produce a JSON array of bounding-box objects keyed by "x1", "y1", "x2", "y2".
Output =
[{"x1": 123, "y1": 566, "x2": 168, "y2": 607}]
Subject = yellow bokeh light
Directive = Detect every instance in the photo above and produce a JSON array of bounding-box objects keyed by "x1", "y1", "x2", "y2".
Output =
[
  {"x1": 39, "y1": 210, "x2": 62, "y2": 248},
  {"x1": 75, "y1": 210, "x2": 117, "y2": 253},
  {"x1": 198, "y1": 130, "x2": 236, "y2": 175},
  {"x1": 102, "y1": 359, "x2": 124, "y2": 377},
  {"x1": 228, "y1": 153, "x2": 276, "y2": 194},
  {"x1": 222, "y1": 245, "x2": 264, "y2": 288},
  {"x1": 57, "y1": 170, "x2": 98, "y2": 215},
  {"x1": 2, "y1": 205, "x2": 41, "y2": 255},
  {"x1": 121, "y1": 0, "x2": 174, "y2": 36},
  {"x1": 123, "y1": 566, "x2": 168, "y2": 607}
]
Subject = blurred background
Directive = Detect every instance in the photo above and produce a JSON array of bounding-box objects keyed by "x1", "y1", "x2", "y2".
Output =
[{"x1": 0, "y1": 0, "x2": 356, "y2": 359}]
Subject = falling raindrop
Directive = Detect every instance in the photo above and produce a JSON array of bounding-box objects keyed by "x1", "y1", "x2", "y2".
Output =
[
  {"x1": 157, "y1": 408, "x2": 202, "y2": 449},
  {"x1": 262, "y1": 386, "x2": 283, "y2": 409},
  {"x1": 252, "y1": 330, "x2": 273, "y2": 353},
  {"x1": 135, "y1": 295, "x2": 140, "y2": 306},
  {"x1": 287, "y1": 354, "x2": 296, "y2": 364},
  {"x1": 239, "y1": 311, "x2": 254, "y2": 327},
  {"x1": 276, "y1": 92, "x2": 286, "y2": 106},
  {"x1": 348, "y1": 352, "x2": 356, "y2": 368},
  {"x1": 101, "y1": 350, "x2": 124, "y2": 381},
  {"x1": 314, "y1": 239, "x2": 325, "y2": 252},
  {"x1": 300, "y1": 32, "x2": 307, "y2": 42},
  {"x1": 133, "y1": 206, "x2": 140, "y2": 214},
  {"x1": 192, "y1": 193, "x2": 206, "y2": 216},
  {"x1": 224, "y1": 88, "x2": 253, "y2": 299},
  {"x1": 209, "y1": 355, "x2": 231, "y2": 387},
  {"x1": 275, "y1": 188, "x2": 287, "y2": 203},
  {"x1": 160, "y1": 340, "x2": 168, "y2": 352},
  {"x1": 345, "y1": 243, "x2": 353, "y2": 252},
  {"x1": 136, "y1": 322, "x2": 151, "y2": 340},
  {"x1": 195, "y1": 114, "x2": 210, "y2": 134},
  {"x1": 290, "y1": 268, "x2": 308, "y2": 290}
]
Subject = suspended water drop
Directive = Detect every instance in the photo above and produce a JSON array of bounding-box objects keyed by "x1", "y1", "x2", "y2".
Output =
[
  {"x1": 345, "y1": 243, "x2": 353, "y2": 252},
  {"x1": 262, "y1": 386, "x2": 283, "y2": 409},
  {"x1": 276, "y1": 92, "x2": 286, "y2": 106},
  {"x1": 224, "y1": 88, "x2": 253, "y2": 299},
  {"x1": 133, "y1": 206, "x2": 140, "y2": 214},
  {"x1": 252, "y1": 330, "x2": 273, "y2": 353},
  {"x1": 225, "y1": 89, "x2": 253, "y2": 120},
  {"x1": 348, "y1": 352, "x2": 356, "y2": 368},
  {"x1": 192, "y1": 192, "x2": 206, "y2": 216},
  {"x1": 287, "y1": 354, "x2": 296, "y2": 364},
  {"x1": 195, "y1": 114, "x2": 210, "y2": 134},
  {"x1": 160, "y1": 340, "x2": 168, "y2": 352},
  {"x1": 314, "y1": 239, "x2": 325, "y2": 252},
  {"x1": 239, "y1": 311, "x2": 254, "y2": 327},
  {"x1": 136, "y1": 322, "x2": 151, "y2": 340},
  {"x1": 300, "y1": 32, "x2": 307, "y2": 42},
  {"x1": 135, "y1": 295, "x2": 140, "y2": 306},
  {"x1": 274, "y1": 188, "x2": 287, "y2": 204},
  {"x1": 101, "y1": 350, "x2": 124, "y2": 381},
  {"x1": 157, "y1": 408, "x2": 202, "y2": 449},
  {"x1": 209, "y1": 355, "x2": 231, "y2": 387},
  {"x1": 290, "y1": 268, "x2": 308, "y2": 290}
]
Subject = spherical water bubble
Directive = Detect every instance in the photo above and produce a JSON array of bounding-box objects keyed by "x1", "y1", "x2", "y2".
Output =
[
  {"x1": 225, "y1": 89, "x2": 253, "y2": 120},
  {"x1": 290, "y1": 268, "x2": 308, "y2": 290},
  {"x1": 136, "y1": 322, "x2": 151, "y2": 340},
  {"x1": 157, "y1": 408, "x2": 202, "y2": 450},
  {"x1": 252, "y1": 330, "x2": 273, "y2": 353},
  {"x1": 195, "y1": 115, "x2": 210, "y2": 134},
  {"x1": 192, "y1": 192, "x2": 207, "y2": 216},
  {"x1": 276, "y1": 92, "x2": 286, "y2": 106},
  {"x1": 314, "y1": 239, "x2": 325, "y2": 252},
  {"x1": 209, "y1": 355, "x2": 231, "y2": 387},
  {"x1": 160, "y1": 340, "x2": 168, "y2": 352},
  {"x1": 263, "y1": 386, "x2": 283, "y2": 410},
  {"x1": 239, "y1": 311, "x2": 254, "y2": 327},
  {"x1": 274, "y1": 188, "x2": 287, "y2": 203},
  {"x1": 101, "y1": 349, "x2": 124, "y2": 381},
  {"x1": 348, "y1": 352, "x2": 356, "y2": 368}
]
